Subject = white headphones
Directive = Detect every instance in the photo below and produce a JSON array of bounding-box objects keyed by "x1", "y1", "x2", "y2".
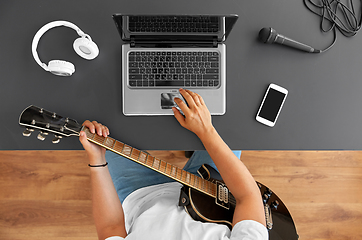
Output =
[{"x1": 31, "y1": 20, "x2": 99, "y2": 76}]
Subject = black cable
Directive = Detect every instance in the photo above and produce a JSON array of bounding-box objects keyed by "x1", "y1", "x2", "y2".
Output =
[{"x1": 304, "y1": 0, "x2": 362, "y2": 52}]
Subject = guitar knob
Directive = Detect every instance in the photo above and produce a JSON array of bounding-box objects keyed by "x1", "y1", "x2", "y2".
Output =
[
  {"x1": 52, "y1": 135, "x2": 62, "y2": 144},
  {"x1": 264, "y1": 188, "x2": 272, "y2": 198},
  {"x1": 22, "y1": 128, "x2": 34, "y2": 137},
  {"x1": 37, "y1": 131, "x2": 48, "y2": 141},
  {"x1": 270, "y1": 200, "x2": 279, "y2": 210}
]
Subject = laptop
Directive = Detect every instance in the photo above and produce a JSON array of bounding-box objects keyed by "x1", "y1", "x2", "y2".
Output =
[{"x1": 112, "y1": 14, "x2": 238, "y2": 116}]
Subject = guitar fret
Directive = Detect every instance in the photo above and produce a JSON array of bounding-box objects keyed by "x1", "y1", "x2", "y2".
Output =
[
  {"x1": 84, "y1": 128, "x2": 94, "y2": 139},
  {"x1": 211, "y1": 184, "x2": 217, "y2": 195},
  {"x1": 130, "y1": 147, "x2": 134, "y2": 157},
  {"x1": 206, "y1": 182, "x2": 212, "y2": 194},
  {"x1": 180, "y1": 170, "x2": 186, "y2": 182},
  {"x1": 165, "y1": 163, "x2": 172, "y2": 175},
  {"x1": 185, "y1": 172, "x2": 191, "y2": 184},
  {"x1": 122, "y1": 144, "x2": 132, "y2": 156},
  {"x1": 139, "y1": 151, "x2": 148, "y2": 163},
  {"x1": 113, "y1": 141, "x2": 125, "y2": 153},
  {"x1": 152, "y1": 158, "x2": 161, "y2": 170},
  {"x1": 171, "y1": 166, "x2": 177, "y2": 178},
  {"x1": 194, "y1": 176, "x2": 199, "y2": 188},
  {"x1": 131, "y1": 148, "x2": 140, "y2": 160},
  {"x1": 190, "y1": 174, "x2": 195, "y2": 187},
  {"x1": 111, "y1": 139, "x2": 116, "y2": 149},
  {"x1": 93, "y1": 134, "x2": 104, "y2": 144},
  {"x1": 91, "y1": 131, "x2": 96, "y2": 140},
  {"x1": 104, "y1": 137, "x2": 115, "y2": 149},
  {"x1": 176, "y1": 168, "x2": 182, "y2": 180},
  {"x1": 159, "y1": 160, "x2": 167, "y2": 173},
  {"x1": 146, "y1": 155, "x2": 154, "y2": 167}
]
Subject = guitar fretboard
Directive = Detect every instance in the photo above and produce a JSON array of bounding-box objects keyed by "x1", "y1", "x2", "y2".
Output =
[{"x1": 82, "y1": 127, "x2": 217, "y2": 198}]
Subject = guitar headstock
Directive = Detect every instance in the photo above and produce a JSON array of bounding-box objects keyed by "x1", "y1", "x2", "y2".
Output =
[{"x1": 19, "y1": 105, "x2": 82, "y2": 143}]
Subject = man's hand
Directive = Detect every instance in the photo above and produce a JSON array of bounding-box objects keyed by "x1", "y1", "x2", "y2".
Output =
[
  {"x1": 173, "y1": 89, "x2": 266, "y2": 227},
  {"x1": 79, "y1": 120, "x2": 110, "y2": 165},
  {"x1": 172, "y1": 88, "x2": 214, "y2": 139}
]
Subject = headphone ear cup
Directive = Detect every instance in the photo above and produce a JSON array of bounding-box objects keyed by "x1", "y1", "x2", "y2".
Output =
[
  {"x1": 47, "y1": 60, "x2": 75, "y2": 76},
  {"x1": 73, "y1": 37, "x2": 99, "y2": 60}
]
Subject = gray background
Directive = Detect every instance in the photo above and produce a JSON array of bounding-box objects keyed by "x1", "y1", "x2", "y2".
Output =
[{"x1": 1, "y1": 0, "x2": 361, "y2": 150}]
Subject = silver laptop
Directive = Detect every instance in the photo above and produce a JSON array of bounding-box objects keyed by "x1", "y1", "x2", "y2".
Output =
[{"x1": 113, "y1": 14, "x2": 238, "y2": 116}]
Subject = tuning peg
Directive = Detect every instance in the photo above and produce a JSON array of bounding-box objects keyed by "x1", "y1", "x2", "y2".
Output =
[
  {"x1": 37, "y1": 131, "x2": 48, "y2": 141},
  {"x1": 22, "y1": 128, "x2": 34, "y2": 137},
  {"x1": 52, "y1": 135, "x2": 62, "y2": 144}
]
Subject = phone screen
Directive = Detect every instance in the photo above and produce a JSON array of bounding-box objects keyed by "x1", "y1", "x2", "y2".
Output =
[{"x1": 258, "y1": 88, "x2": 287, "y2": 122}]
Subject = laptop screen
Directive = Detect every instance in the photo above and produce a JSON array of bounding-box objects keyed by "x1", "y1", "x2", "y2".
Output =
[{"x1": 113, "y1": 14, "x2": 238, "y2": 43}]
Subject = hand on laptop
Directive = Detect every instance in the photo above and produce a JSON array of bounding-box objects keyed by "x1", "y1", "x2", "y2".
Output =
[{"x1": 173, "y1": 88, "x2": 214, "y2": 140}]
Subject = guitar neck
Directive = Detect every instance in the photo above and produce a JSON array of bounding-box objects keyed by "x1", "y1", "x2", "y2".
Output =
[{"x1": 82, "y1": 126, "x2": 217, "y2": 198}]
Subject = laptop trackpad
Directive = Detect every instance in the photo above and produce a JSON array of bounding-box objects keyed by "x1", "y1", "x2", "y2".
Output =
[{"x1": 161, "y1": 92, "x2": 185, "y2": 114}]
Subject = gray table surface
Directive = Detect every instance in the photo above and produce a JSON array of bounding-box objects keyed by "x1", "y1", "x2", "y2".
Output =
[{"x1": 1, "y1": 0, "x2": 362, "y2": 150}]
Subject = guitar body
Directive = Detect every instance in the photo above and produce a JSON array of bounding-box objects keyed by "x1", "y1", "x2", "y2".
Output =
[
  {"x1": 179, "y1": 164, "x2": 234, "y2": 229},
  {"x1": 179, "y1": 164, "x2": 299, "y2": 240}
]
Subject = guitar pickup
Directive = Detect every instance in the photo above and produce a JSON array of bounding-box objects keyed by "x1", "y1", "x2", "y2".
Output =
[{"x1": 216, "y1": 182, "x2": 230, "y2": 210}]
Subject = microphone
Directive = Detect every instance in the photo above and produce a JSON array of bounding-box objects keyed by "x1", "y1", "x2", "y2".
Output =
[{"x1": 258, "y1": 27, "x2": 321, "y2": 53}]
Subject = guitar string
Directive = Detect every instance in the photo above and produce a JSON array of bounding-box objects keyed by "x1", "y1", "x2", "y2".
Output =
[
  {"x1": 81, "y1": 127, "x2": 219, "y2": 199},
  {"x1": 26, "y1": 122, "x2": 235, "y2": 205}
]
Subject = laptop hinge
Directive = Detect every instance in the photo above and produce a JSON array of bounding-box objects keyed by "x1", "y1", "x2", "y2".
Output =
[
  {"x1": 131, "y1": 37, "x2": 136, "y2": 47},
  {"x1": 129, "y1": 40, "x2": 217, "y2": 48},
  {"x1": 213, "y1": 38, "x2": 218, "y2": 47}
]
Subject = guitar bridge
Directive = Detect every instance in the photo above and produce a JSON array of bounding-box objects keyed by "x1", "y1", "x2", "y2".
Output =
[
  {"x1": 265, "y1": 204, "x2": 273, "y2": 230},
  {"x1": 216, "y1": 182, "x2": 230, "y2": 210}
]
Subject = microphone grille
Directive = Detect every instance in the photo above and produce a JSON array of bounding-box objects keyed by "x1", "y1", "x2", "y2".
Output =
[{"x1": 258, "y1": 27, "x2": 277, "y2": 43}]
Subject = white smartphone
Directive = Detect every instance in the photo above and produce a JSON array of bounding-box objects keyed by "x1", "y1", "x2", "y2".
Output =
[{"x1": 256, "y1": 83, "x2": 288, "y2": 127}]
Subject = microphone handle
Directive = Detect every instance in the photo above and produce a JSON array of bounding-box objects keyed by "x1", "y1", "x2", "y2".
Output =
[{"x1": 275, "y1": 34, "x2": 320, "y2": 53}]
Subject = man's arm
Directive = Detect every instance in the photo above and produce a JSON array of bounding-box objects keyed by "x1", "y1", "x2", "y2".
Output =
[
  {"x1": 79, "y1": 121, "x2": 127, "y2": 239},
  {"x1": 173, "y1": 89, "x2": 266, "y2": 227}
]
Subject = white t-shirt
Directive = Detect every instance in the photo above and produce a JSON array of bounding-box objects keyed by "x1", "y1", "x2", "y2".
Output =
[{"x1": 106, "y1": 182, "x2": 268, "y2": 240}]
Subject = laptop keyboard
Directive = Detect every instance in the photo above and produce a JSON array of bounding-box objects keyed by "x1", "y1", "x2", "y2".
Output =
[
  {"x1": 128, "y1": 15, "x2": 220, "y2": 33},
  {"x1": 128, "y1": 50, "x2": 220, "y2": 88}
]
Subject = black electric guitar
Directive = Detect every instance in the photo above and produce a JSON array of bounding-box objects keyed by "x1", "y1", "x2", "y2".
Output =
[{"x1": 19, "y1": 105, "x2": 298, "y2": 240}]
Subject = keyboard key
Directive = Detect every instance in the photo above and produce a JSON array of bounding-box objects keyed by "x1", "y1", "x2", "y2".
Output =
[
  {"x1": 129, "y1": 74, "x2": 142, "y2": 80},
  {"x1": 155, "y1": 81, "x2": 184, "y2": 87},
  {"x1": 129, "y1": 68, "x2": 139, "y2": 73},
  {"x1": 203, "y1": 74, "x2": 218, "y2": 79},
  {"x1": 206, "y1": 69, "x2": 219, "y2": 73},
  {"x1": 129, "y1": 81, "x2": 137, "y2": 87},
  {"x1": 208, "y1": 56, "x2": 219, "y2": 61}
]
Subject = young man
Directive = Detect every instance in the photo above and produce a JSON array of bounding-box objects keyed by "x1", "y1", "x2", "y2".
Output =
[{"x1": 79, "y1": 88, "x2": 268, "y2": 240}]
